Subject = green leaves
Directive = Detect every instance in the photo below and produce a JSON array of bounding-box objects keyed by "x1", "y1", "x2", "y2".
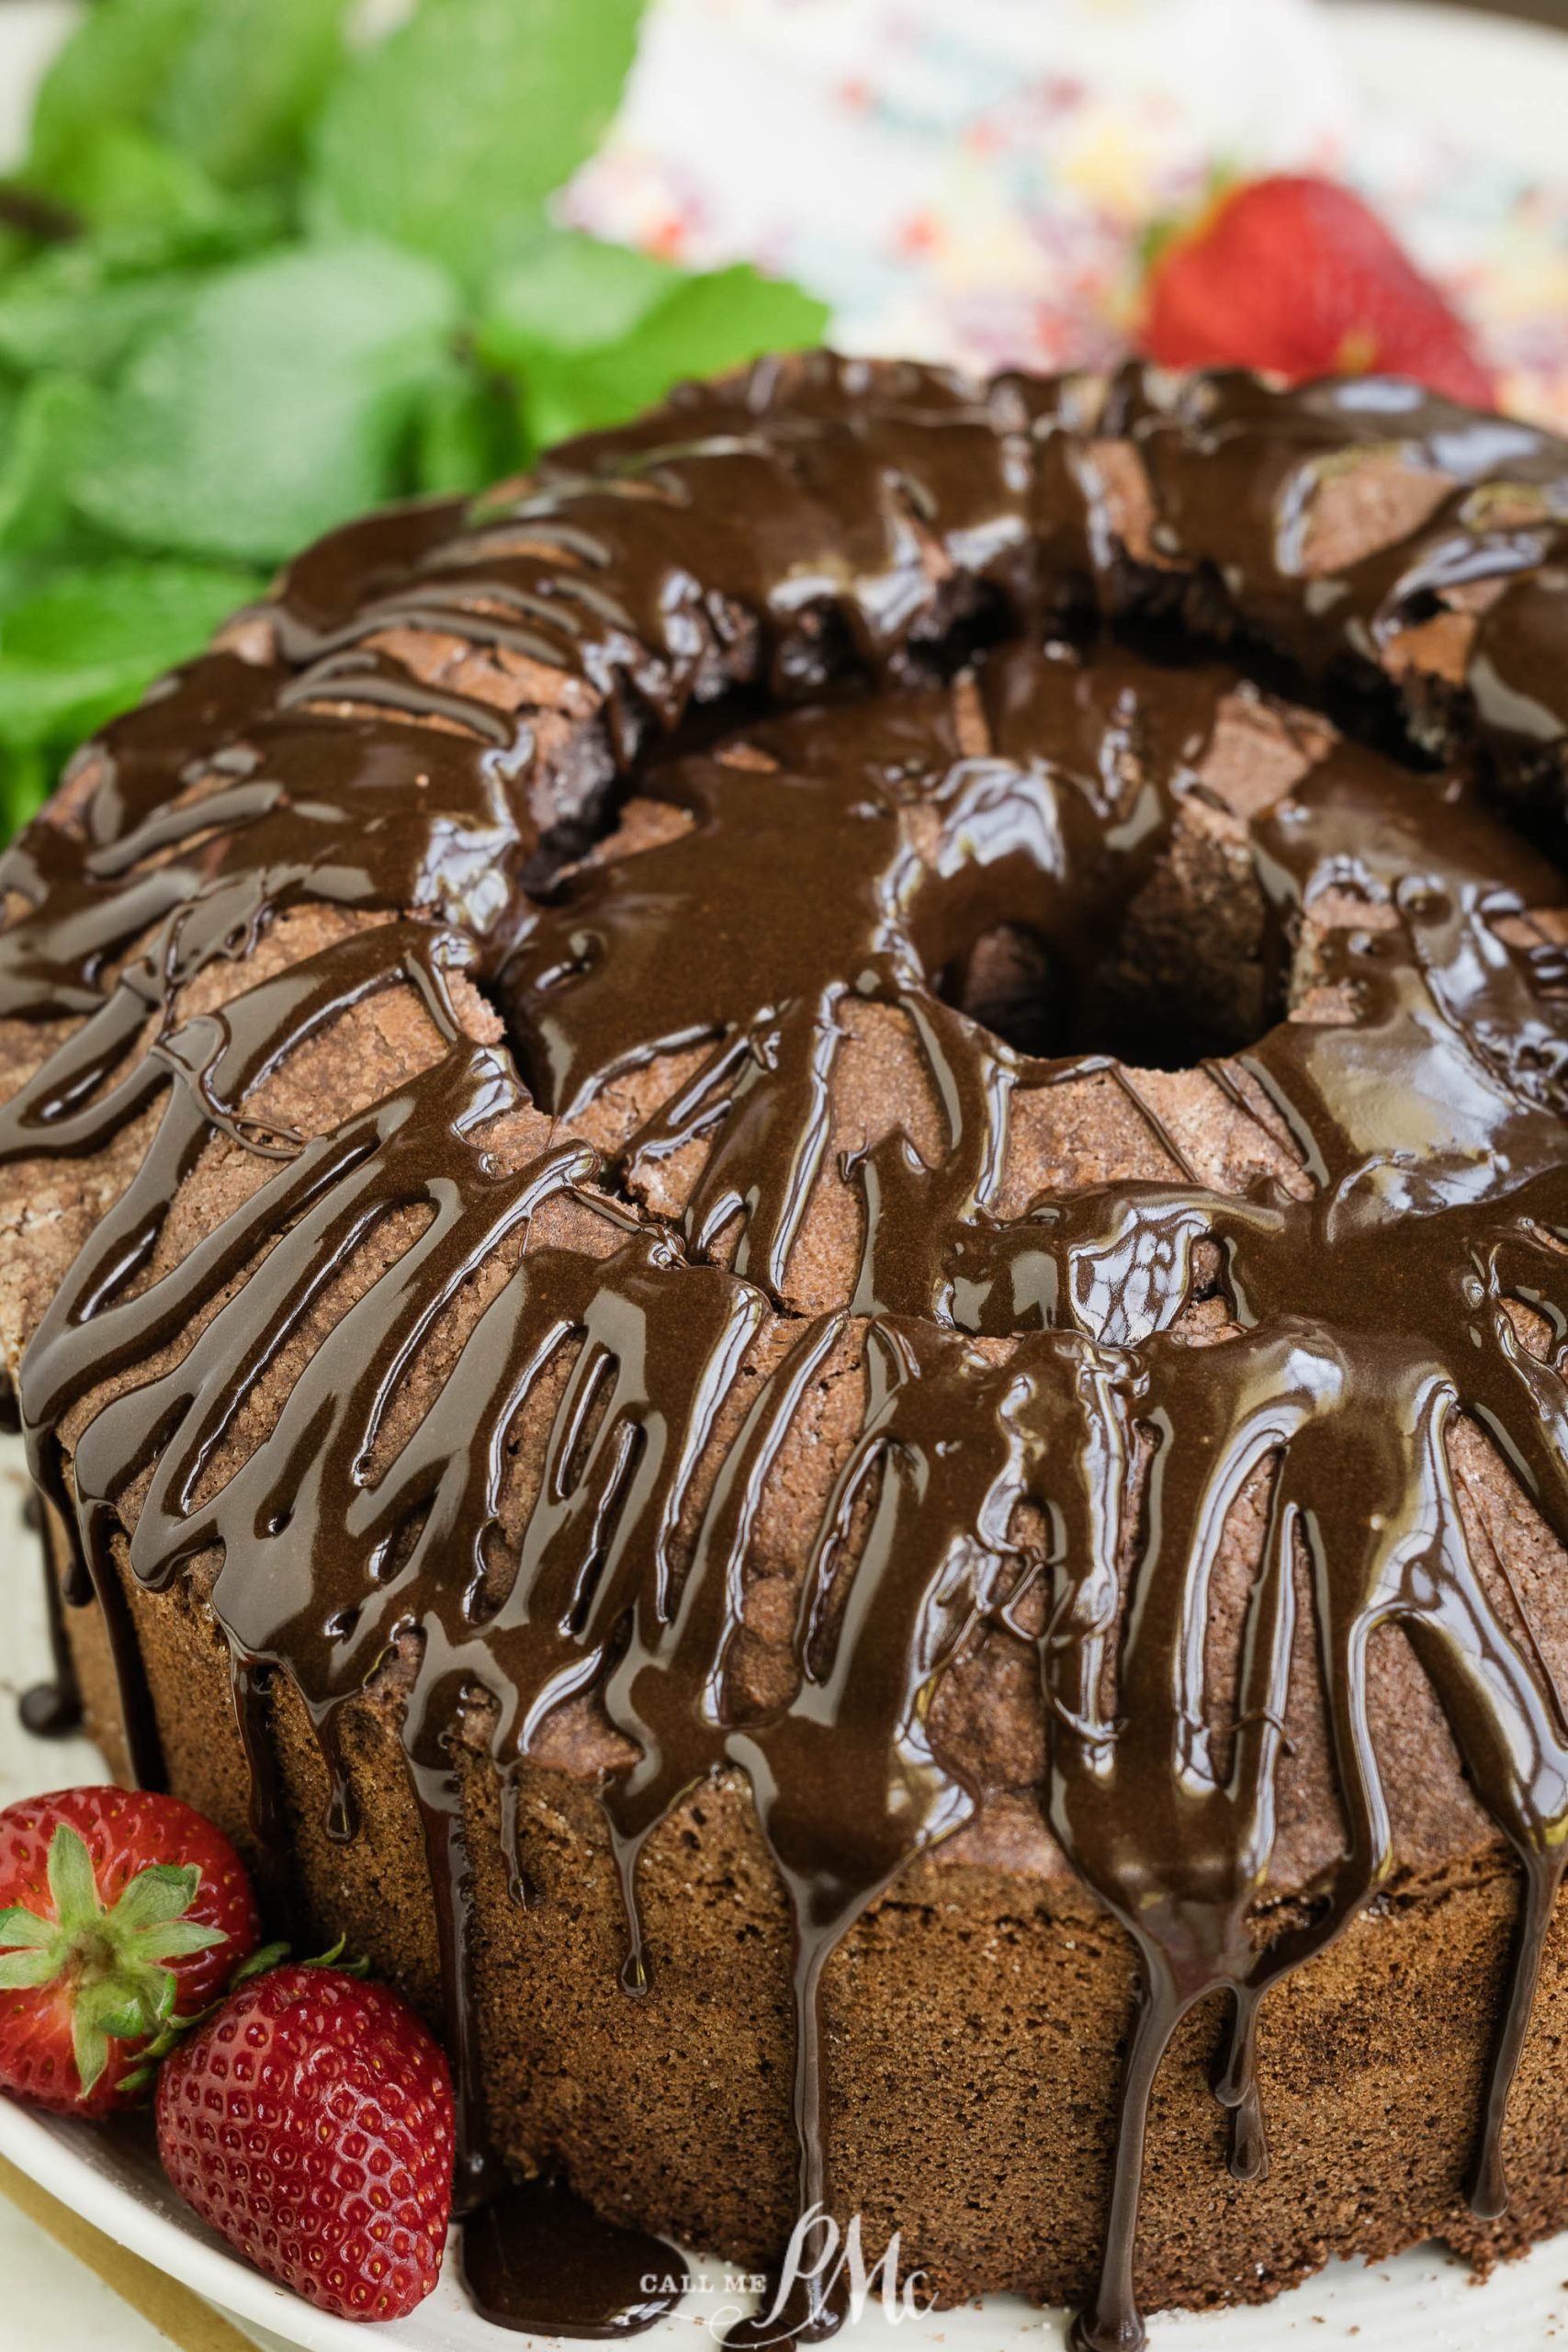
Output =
[
  {"x1": 46, "y1": 1814, "x2": 100, "y2": 1922},
  {"x1": 0, "y1": 0, "x2": 828, "y2": 836},
  {"x1": 484, "y1": 254, "x2": 829, "y2": 448},
  {"x1": 0, "y1": 1945, "x2": 60, "y2": 1990},
  {"x1": 143, "y1": 0, "x2": 350, "y2": 193},
  {"x1": 0, "y1": 374, "x2": 98, "y2": 553},
  {"x1": 310, "y1": 0, "x2": 646, "y2": 287},
  {"x1": 0, "y1": 560, "x2": 263, "y2": 752},
  {"x1": 30, "y1": 0, "x2": 349, "y2": 200},
  {"x1": 27, "y1": 0, "x2": 209, "y2": 190},
  {"x1": 484, "y1": 229, "x2": 680, "y2": 356},
  {"x1": 0, "y1": 245, "x2": 206, "y2": 377},
  {"x1": 73, "y1": 239, "x2": 461, "y2": 562},
  {"x1": 0, "y1": 1904, "x2": 54, "y2": 1951}
]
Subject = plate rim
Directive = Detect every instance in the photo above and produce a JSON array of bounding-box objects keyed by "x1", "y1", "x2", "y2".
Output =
[{"x1": 0, "y1": 2095, "x2": 400, "y2": 2351}]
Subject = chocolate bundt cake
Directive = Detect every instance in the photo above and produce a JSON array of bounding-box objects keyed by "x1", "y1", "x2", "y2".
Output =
[{"x1": 7, "y1": 356, "x2": 1568, "y2": 2349}]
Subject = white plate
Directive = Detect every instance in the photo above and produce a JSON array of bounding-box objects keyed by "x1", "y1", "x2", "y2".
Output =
[{"x1": 6, "y1": 3, "x2": 1568, "y2": 2346}]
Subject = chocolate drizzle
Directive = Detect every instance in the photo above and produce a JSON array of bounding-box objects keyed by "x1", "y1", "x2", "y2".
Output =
[
  {"x1": 6, "y1": 356, "x2": 1568, "y2": 2347},
  {"x1": 461, "y1": 2177, "x2": 686, "y2": 2337},
  {"x1": 17, "y1": 1487, "x2": 82, "y2": 1738}
]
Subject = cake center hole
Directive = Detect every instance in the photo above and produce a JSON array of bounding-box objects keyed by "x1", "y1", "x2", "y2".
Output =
[{"x1": 940, "y1": 907, "x2": 1272, "y2": 1073}]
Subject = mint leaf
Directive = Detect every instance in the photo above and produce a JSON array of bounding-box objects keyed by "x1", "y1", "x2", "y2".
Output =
[
  {"x1": 0, "y1": 221, "x2": 34, "y2": 282},
  {"x1": 0, "y1": 377, "x2": 99, "y2": 555},
  {"x1": 309, "y1": 0, "x2": 646, "y2": 287},
  {"x1": 412, "y1": 361, "x2": 518, "y2": 496},
  {"x1": 0, "y1": 558, "x2": 261, "y2": 751},
  {"x1": 30, "y1": 0, "x2": 347, "y2": 197},
  {"x1": 513, "y1": 262, "x2": 829, "y2": 447},
  {"x1": 73, "y1": 239, "x2": 461, "y2": 562},
  {"x1": 590, "y1": 263, "x2": 830, "y2": 399},
  {"x1": 0, "y1": 245, "x2": 205, "y2": 377},
  {"x1": 32, "y1": 124, "x2": 277, "y2": 254},
  {"x1": 28, "y1": 0, "x2": 207, "y2": 190},
  {"x1": 149, "y1": 0, "x2": 349, "y2": 191},
  {"x1": 38, "y1": 127, "x2": 222, "y2": 240},
  {"x1": 480, "y1": 230, "x2": 679, "y2": 360}
]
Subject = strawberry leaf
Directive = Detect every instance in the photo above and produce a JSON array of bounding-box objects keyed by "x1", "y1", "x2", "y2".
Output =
[
  {"x1": 108, "y1": 1861, "x2": 203, "y2": 1933},
  {"x1": 97, "y1": 1996, "x2": 158, "y2": 2040},
  {"x1": 72, "y1": 2010, "x2": 111, "y2": 2098},
  {"x1": 229, "y1": 1938, "x2": 292, "y2": 1988},
  {"x1": 137, "y1": 1919, "x2": 228, "y2": 1962},
  {"x1": 0, "y1": 1905, "x2": 55, "y2": 1951},
  {"x1": 45, "y1": 1822, "x2": 99, "y2": 1928},
  {"x1": 0, "y1": 1949, "x2": 59, "y2": 1990}
]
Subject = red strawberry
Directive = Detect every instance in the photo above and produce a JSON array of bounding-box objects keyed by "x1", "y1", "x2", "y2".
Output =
[
  {"x1": 1141, "y1": 173, "x2": 1494, "y2": 408},
  {"x1": 156, "y1": 1963, "x2": 454, "y2": 2322},
  {"x1": 0, "y1": 1785, "x2": 260, "y2": 2114}
]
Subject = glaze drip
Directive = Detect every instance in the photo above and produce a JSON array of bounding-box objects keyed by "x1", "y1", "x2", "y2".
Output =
[
  {"x1": 6, "y1": 356, "x2": 1568, "y2": 2349},
  {"x1": 461, "y1": 2177, "x2": 686, "y2": 2337}
]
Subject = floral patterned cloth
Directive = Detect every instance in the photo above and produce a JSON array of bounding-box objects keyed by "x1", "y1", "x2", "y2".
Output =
[{"x1": 568, "y1": 0, "x2": 1568, "y2": 429}]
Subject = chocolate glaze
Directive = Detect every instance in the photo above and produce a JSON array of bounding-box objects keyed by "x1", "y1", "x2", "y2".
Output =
[
  {"x1": 461, "y1": 2177, "x2": 685, "y2": 2338},
  {"x1": 18, "y1": 1488, "x2": 83, "y2": 1737},
  {"x1": 6, "y1": 356, "x2": 1568, "y2": 2349}
]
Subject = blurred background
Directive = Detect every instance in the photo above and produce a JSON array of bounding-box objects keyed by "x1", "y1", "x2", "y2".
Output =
[{"x1": 0, "y1": 0, "x2": 1563, "y2": 837}]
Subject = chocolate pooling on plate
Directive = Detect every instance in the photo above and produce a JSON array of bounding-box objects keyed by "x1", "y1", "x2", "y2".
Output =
[{"x1": 6, "y1": 356, "x2": 1568, "y2": 2349}]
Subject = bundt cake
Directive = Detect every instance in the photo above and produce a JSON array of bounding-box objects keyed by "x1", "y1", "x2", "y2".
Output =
[{"x1": 7, "y1": 355, "x2": 1568, "y2": 2349}]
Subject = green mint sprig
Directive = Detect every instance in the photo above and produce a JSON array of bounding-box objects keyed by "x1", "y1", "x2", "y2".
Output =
[{"x1": 0, "y1": 0, "x2": 829, "y2": 839}]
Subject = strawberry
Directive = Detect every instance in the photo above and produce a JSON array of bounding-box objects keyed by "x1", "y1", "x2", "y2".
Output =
[
  {"x1": 155, "y1": 1963, "x2": 454, "y2": 2322},
  {"x1": 0, "y1": 1785, "x2": 260, "y2": 2114},
  {"x1": 1140, "y1": 173, "x2": 1494, "y2": 408}
]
